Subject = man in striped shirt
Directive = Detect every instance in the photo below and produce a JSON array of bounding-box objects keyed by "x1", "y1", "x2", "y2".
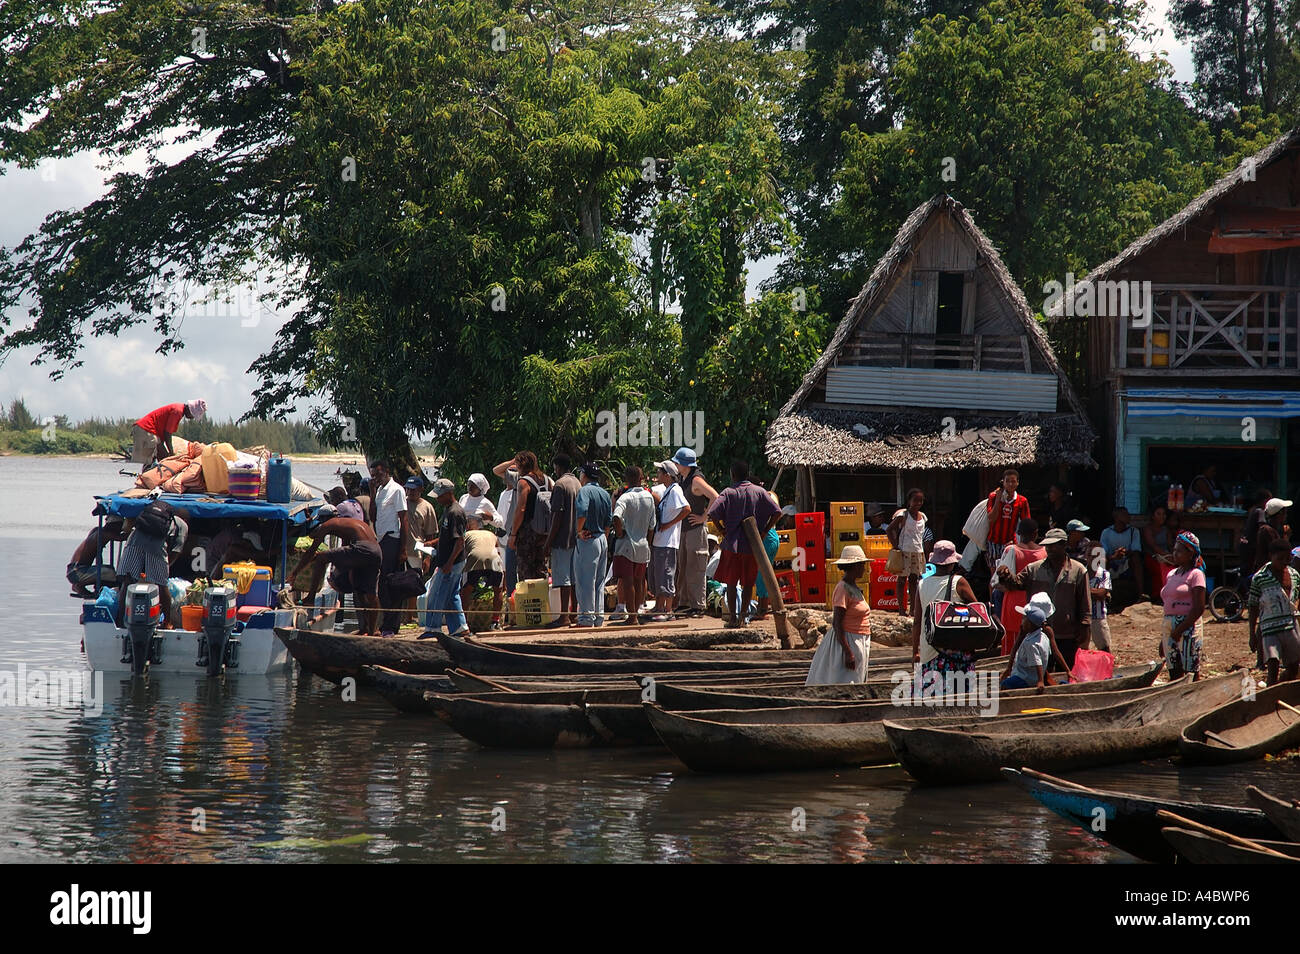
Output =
[
  {"x1": 985, "y1": 470, "x2": 1030, "y2": 565},
  {"x1": 984, "y1": 470, "x2": 1030, "y2": 617}
]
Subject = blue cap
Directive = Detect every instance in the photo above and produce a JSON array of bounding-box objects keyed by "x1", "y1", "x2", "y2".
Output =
[
  {"x1": 1021, "y1": 603, "x2": 1049, "y2": 624},
  {"x1": 672, "y1": 447, "x2": 697, "y2": 468},
  {"x1": 404, "y1": 475, "x2": 424, "y2": 490}
]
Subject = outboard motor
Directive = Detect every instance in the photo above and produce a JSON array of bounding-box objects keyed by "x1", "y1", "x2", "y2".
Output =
[
  {"x1": 124, "y1": 583, "x2": 162, "y2": 675},
  {"x1": 197, "y1": 583, "x2": 239, "y2": 676}
]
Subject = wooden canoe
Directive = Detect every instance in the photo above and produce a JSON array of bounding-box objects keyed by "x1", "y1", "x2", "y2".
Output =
[
  {"x1": 424, "y1": 692, "x2": 662, "y2": 748},
  {"x1": 643, "y1": 682, "x2": 1187, "y2": 773},
  {"x1": 1162, "y1": 828, "x2": 1300, "y2": 863},
  {"x1": 437, "y1": 633, "x2": 812, "y2": 675},
  {"x1": 1158, "y1": 811, "x2": 1300, "y2": 863},
  {"x1": 1178, "y1": 681, "x2": 1300, "y2": 763},
  {"x1": 356, "y1": 665, "x2": 462, "y2": 712},
  {"x1": 1245, "y1": 786, "x2": 1300, "y2": 842},
  {"x1": 474, "y1": 638, "x2": 818, "y2": 662},
  {"x1": 884, "y1": 673, "x2": 1246, "y2": 785},
  {"x1": 445, "y1": 668, "x2": 817, "y2": 692},
  {"x1": 1002, "y1": 767, "x2": 1280, "y2": 863},
  {"x1": 443, "y1": 652, "x2": 1017, "y2": 693},
  {"x1": 275, "y1": 626, "x2": 452, "y2": 683},
  {"x1": 652, "y1": 661, "x2": 1165, "y2": 711}
]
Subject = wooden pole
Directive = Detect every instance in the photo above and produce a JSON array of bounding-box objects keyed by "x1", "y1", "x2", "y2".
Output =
[{"x1": 742, "y1": 515, "x2": 792, "y2": 649}]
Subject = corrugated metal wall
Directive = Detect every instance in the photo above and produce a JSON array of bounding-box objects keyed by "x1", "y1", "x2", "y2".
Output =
[{"x1": 824, "y1": 367, "x2": 1058, "y2": 412}]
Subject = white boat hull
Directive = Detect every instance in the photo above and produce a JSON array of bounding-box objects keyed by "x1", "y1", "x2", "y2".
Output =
[{"x1": 81, "y1": 602, "x2": 294, "y2": 674}]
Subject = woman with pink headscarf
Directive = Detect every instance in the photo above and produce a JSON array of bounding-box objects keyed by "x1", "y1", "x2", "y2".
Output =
[{"x1": 131, "y1": 398, "x2": 206, "y2": 464}]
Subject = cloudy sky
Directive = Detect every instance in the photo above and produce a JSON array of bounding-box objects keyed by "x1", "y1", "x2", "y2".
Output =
[{"x1": 0, "y1": 7, "x2": 1194, "y2": 425}]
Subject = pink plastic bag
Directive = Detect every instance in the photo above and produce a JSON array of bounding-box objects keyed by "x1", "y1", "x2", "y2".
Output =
[{"x1": 1071, "y1": 648, "x2": 1115, "y2": 683}]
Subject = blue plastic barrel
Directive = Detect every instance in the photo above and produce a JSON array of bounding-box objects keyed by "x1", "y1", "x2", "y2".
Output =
[{"x1": 266, "y1": 456, "x2": 292, "y2": 503}]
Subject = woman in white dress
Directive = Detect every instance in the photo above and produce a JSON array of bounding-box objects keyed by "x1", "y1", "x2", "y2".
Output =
[{"x1": 806, "y1": 545, "x2": 871, "y2": 685}]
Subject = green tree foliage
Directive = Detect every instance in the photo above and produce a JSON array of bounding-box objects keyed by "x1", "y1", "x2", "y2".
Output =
[
  {"x1": 1168, "y1": 0, "x2": 1300, "y2": 123},
  {"x1": 6, "y1": 397, "x2": 36, "y2": 431},
  {"x1": 826, "y1": 0, "x2": 1220, "y2": 298},
  {"x1": 695, "y1": 289, "x2": 830, "y2": 471}
]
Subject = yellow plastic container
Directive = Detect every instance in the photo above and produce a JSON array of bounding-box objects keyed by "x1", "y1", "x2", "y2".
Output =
[
  {"x1": 1148, "y1": 332, "x2": 1169, "y2": 367},
  {"x1": 775, "y1": 529, "x2": 796, "y2": 561},
  {"x1": 514, "y1": 578, "x2": 555, "y2": 628},
  {"x1": 830, "y1": 501, "x2": 864, "y2": 530},
  {"x1": 862, "y1": 536, "x2": 893, "y2": 560}
]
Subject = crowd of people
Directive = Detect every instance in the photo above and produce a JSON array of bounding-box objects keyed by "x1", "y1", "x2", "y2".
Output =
[
  {"x1": 861, "y1": 470, "x2": 1300, "y2": 690},
  {"x1": 293, "y1": 448, "x2": 785, "y2": 637}
]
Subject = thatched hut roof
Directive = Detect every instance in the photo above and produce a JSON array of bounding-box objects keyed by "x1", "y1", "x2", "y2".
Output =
[
  {"x1": 769, "y1": 195, "x2": 1096, "y2": 470},
  {"x1": 767, "y1": 406, "x2": 1096, "y2": 470},
  {"x1": 1047, "y1": 127, "x2": 1300, "y2": 308}
]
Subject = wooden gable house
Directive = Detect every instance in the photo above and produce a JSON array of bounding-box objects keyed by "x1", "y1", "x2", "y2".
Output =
[
  {"x1": 1052, "y1": 127, "x2": 1300, "y2": 534},
  {"x1": 767, "y1": 195, "x2": 1095, "y2": 535}
]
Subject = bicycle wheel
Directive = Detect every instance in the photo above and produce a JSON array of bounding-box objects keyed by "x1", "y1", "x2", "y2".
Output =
[{"x1": 1209, "y1": 586, "x2": 1244, "y2": 623}]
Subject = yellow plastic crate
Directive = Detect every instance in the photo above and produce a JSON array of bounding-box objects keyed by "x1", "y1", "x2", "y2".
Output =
[
  {"x1": 862, "y1": 536, "x2": 893, "y2": 560},
  {"x1": 830, "y1": 501, "x2": 864, "y2": 531}
]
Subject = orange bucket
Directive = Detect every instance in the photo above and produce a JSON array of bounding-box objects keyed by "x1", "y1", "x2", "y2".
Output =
[{"x1": 181, "y1": 604, "x2": 204, "y2": 632}]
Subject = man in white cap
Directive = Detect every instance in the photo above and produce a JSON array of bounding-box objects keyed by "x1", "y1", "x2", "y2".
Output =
[
  {"x1": 997, "y1": 527, "x2": 1090, "y2": 670},
  {"x1": 671, "y1": 446, "x2": 717, "y2": 618},
  {"x1": 131, "y1": 398, "x2": 206, "y2": 464},
  {"x1": 1256, "y1": 497, "x2": 1294, "y2": 569}
]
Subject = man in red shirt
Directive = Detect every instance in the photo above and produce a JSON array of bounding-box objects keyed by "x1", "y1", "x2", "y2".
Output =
[
  {"x1": 985, "y1": 469, "x2": 1031, "y2": 595},
  {"x1": 132, "y1": 399, "x2": 207, "y2": 463}
]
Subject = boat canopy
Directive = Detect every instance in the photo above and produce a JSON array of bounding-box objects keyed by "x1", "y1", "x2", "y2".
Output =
[{"x1": 93, "y1": 493, "x2": 319, "y2": 524}]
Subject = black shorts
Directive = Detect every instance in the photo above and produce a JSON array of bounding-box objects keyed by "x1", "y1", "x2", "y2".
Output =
[
  {"x1": 324, "y1": 541, "x2": 382, "y2": 596},
  {"x1": 465, "y1": 569, "x2": 503, "y2": 589}
]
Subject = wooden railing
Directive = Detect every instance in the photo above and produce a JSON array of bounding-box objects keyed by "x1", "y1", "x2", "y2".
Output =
[
  {"x1": 838, "y1": 334, "x2": 1033, "y2": 372},
  {"x1": 1119, "y1": 284, "x2": 1300, "y2": 372}
]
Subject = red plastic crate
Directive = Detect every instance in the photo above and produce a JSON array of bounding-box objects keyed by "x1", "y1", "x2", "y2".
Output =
[
  {"x1": 868, "y1": 558, "x2": 899, "y2": 611},
  {"x1": 797, "y1": 569, "x2": 825, "y2": 604},
  {"x1": 775, "y1": 570, "x2": 798, "y2": 603},
  {"x1": 794, "y1": 511, "x2": 824, "y2": 574}
]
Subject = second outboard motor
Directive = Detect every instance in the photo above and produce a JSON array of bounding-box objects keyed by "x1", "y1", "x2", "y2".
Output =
[
  {"x1": 198, "y1": 583, "x2": 238, "y2": 676},
  {"x1": 125, "y1": 582, "x2": 161, "y2": 676}
]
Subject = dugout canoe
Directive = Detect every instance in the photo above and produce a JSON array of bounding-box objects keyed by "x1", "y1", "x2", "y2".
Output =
[
  {"x1": 1158, "y1": 811, "x2": 1300, "y2": 864},
  {"x1": 444, "y1": 652, "x2": 1016, "y2": 693},
  {"x1": 1177, "y1": 681, "x2": 1300, "y2": 764},
  {"x1": 1245, "y1": 787, "x2": 1300, "y2": 842},
  {"x1": 643, "y1": 682, "x2": 1186, "y2": 773},
  {"x1": 425, "y1": 692, "x2": 661, "y2": 747},
  {"x1": 1161, "y1": 828, "x2": 1300, "y2": 864},
  {"x1": 884, "y1": 673, "x2": 1246, "y2": 785},
  {"x1": 275, "y1": 627, "x2": 451, "y2": 683},
  {"x1": 476, "y1": 638, "x2": 817, "y2": 662},
  {"x1": 1002, "y1": 767, "x2": 1280, "y2": 863},
  {"x1": 652, "y1": 661, "x2": 1165, "y2": 711},
  {"x1": 437, "y1": 633, "x2": 812, "y2": 675},
  {"x1": 356, "y1": 665, "x2": 462, "y2": 711}
]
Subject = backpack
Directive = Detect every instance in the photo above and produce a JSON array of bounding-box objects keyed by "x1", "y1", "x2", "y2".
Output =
[
  {"x1": 134, "y1": 500, "x2": 174, "y2": 539},
  {"x1": 523, "y1": 475, "x2": 553, "y2": 535}
]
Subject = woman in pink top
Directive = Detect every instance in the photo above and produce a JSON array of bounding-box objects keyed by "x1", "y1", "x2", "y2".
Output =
[
  {"x1": 1160, "y1": 531, "x2": 1207, "y2": 680},
  {"x1": 806, "y1": 546, "x2": 871, "y2": 684}
]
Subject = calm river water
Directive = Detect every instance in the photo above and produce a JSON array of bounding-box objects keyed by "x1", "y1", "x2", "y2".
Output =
[{"x1": 2, "y1": 455, "x2": 1298, "y2": 863}]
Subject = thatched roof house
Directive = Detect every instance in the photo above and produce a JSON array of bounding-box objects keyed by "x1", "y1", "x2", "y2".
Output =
[
  {"x1": 767, "y1": 195, "x2": 1095, "y2": 526},
  {"x1": 1046, "y1": 127, "x2": 1300, "y2": 535}
]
